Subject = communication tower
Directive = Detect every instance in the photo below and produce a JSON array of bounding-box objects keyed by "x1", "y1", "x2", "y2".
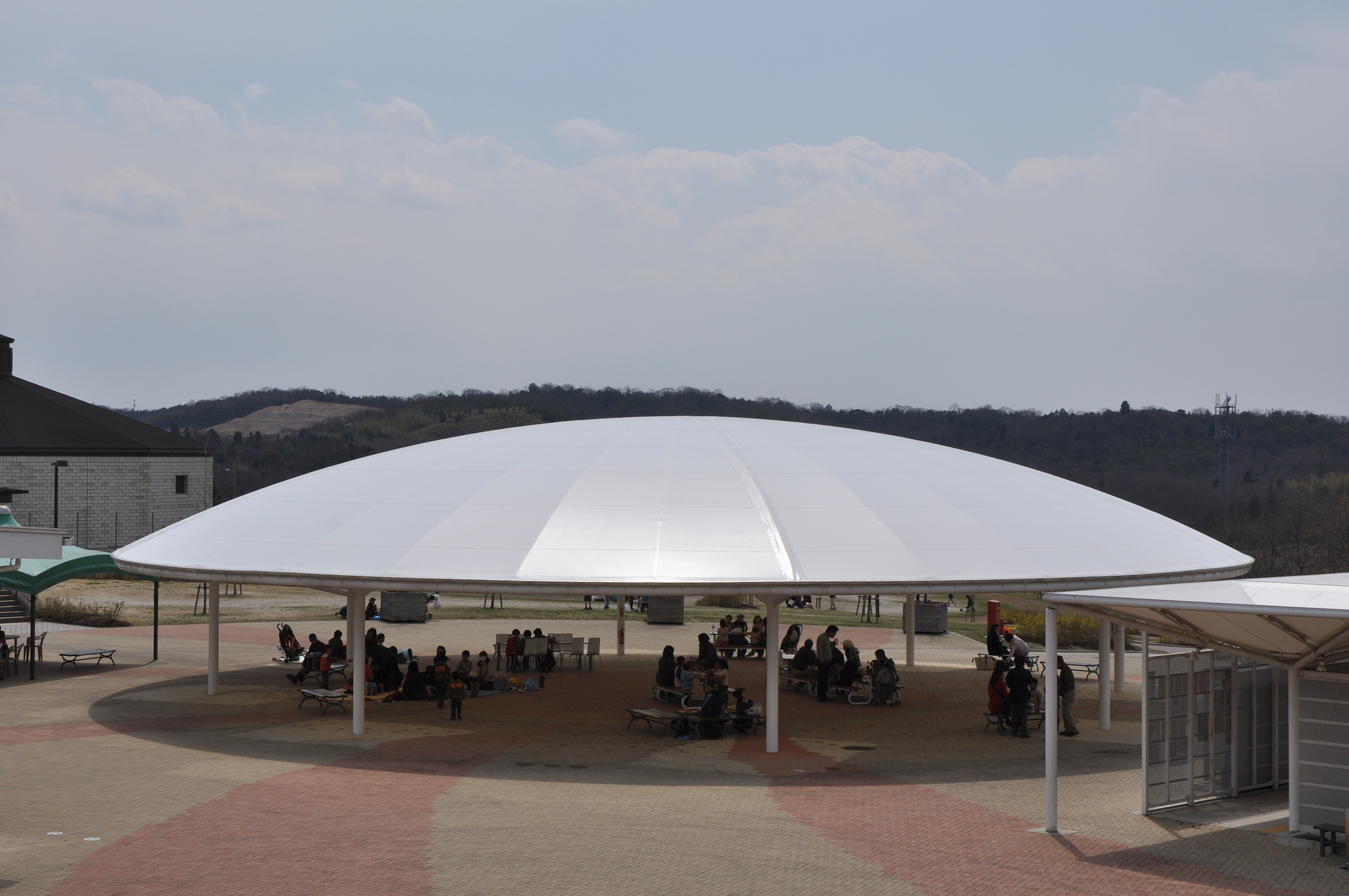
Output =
[{"x1": 1215, "y1": 394, "x2": 1237, "y2": 506}]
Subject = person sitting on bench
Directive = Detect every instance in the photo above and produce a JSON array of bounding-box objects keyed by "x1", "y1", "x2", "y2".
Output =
[
  {"x1": 987, "y1": 665, "x2": 1010, "y2": 718},
  {"x1": 286, "y1": 634, "x2": 327, "y2": 685},
  {"x1": 836, "y1": 639, "x2": 863, "y2": 689},
  {"x1": 1004, "y1": 630, "x2": 1029, "y2": 662},
  {"x1": 987, "y1": 624, "x2": 1009, "y2": 657},
  {"x1": 790, "y1": 638, "x2": 817, "y2": 671},
  {"x1": 327, "y1": 630, "x2": 346, "y2": 661},
  {"x1": 656, "y1": 645, "x2": 677, "y2": 688},
  {"x1": 676, "y1": 656, "x2": 694, "y2": 689}
]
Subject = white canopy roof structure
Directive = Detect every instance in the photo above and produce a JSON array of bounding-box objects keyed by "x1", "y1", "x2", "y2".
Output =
[
  {"x1": 1047, "y1": 574, "x2": 1349, "y2": 670},
  {"x1": 113, "y1": 416, "x2": 1250, "y2": 594}
]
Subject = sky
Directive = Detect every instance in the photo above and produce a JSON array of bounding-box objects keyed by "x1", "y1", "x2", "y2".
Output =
[{"x1": 2, "y1": 1, "x2": 1347, "y2": 415}]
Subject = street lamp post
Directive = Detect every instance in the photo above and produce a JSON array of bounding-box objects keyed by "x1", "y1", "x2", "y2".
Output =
[{"x1": 50, "y1": 460, "x2": 68, "y2": 529}]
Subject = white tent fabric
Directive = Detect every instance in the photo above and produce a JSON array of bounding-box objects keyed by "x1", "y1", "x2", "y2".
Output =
[
  {"x1": 1046, "y1": 575, "x2": 1349, "y2": 669},
  {"x1": 113, "y1": 416, "x2": 1250, "y2": 593}
]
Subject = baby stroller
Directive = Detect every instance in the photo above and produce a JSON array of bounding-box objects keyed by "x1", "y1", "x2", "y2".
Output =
[
  {"x1": 277, "y1": 623, "x2": 304, "y2": 662},
  {"x1": 779, "y1": 624, "x2": 802, "y2": 655},
  {"x1": 871, "y1": 660, "x2": 901, "y2": 707}
]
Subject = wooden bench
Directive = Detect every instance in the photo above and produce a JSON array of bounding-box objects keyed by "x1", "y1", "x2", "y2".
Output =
[
  {"x1": 1064, "y1": 661, "x2": 1099, "y2": 681},
  {"x1": 627, "y1": 708, "x2": 683, "y2": 736},
  {"x1": 298, "y1": 689, "x2": 349, "y2": 715},
  {"x1": 1314, "y1": 822, "x2": 1345, "y2": 858},
  {"x1": 59, "y1": 649, "x2": 116, "y2": 671},
  {"x1": 984, "y1": 709, "x2": 1047, "y2": 734},
  {"x1": 652, "y1": 682, "x2": 694, "y2": 707}
]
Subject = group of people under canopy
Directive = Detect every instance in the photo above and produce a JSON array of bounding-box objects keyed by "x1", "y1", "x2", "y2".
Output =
[
  {"x1": 654, "y1": 644, "x2": 762, "y2": 740},
  {"x1": 983, "y1": 621, "x2": 1080, "y2": 738},
  {"x1": 657, "y1": 623, "x2": 900, "y2": 709},
  {"x1": 781, "y1": 624, "x2": 899, "y2": 704},
  {"x1": 502, "y1": 627, "x2": 559, "y2": 673},
  {"x1": 277, "y1": 624, "x2": 501, "y2": 714}
]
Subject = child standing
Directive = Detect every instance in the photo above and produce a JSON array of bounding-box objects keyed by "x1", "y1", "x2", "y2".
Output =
[
  {"x1": 448, "y1": 672, "x2": 466, "y2": 720},
  {"x1": 431, "y1": 647, "x2": 450, "y2": 709}
]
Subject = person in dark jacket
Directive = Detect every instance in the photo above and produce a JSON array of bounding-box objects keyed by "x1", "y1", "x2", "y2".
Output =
[
  {"x1": 400, "y1": 661, "x2": 427, "y2": 701},
  {"x1": 1056, "y1": 656, "x2": 1080, "y2": 736},
  {"x1": 656, "y1": 645, "x2": 677, "y2": 687},
  {"x1": 987, "y1": 624, "x2": 1008, "y2": 657},
  {"x1": 696, "y1": 632, "x2": 718, "y2": 669},
  {"x1": 816, "y1": 625, "x2": 840, "y2": 702},
  {"x1": 1005, "y1": 656, "x2": 1036, "y2": 738},
  {"x1": 790, "y1": 638, "x2": 816, "y2": 670}
]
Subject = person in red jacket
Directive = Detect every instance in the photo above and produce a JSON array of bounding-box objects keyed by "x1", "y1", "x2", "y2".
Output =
[{"x1": 987, "y1": 665, "x2": 1010, "y2": 715}]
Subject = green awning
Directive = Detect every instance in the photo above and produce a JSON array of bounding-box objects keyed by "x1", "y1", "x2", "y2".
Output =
[{"x1": 0, "y1": 545, "x2": 154, "y2": 595}]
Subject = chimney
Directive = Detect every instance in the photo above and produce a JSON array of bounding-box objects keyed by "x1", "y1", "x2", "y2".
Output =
[{"x1": 0, "y1": 334, "x2": 11, "y2": 376}]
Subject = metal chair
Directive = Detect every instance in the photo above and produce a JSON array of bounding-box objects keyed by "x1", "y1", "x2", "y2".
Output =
[
  {"x1": 585, "y1": 637, "x2": 601, "y2": 670},
  {"x1": 494, "y1": 633, "x2": 510, "y2": 670}
]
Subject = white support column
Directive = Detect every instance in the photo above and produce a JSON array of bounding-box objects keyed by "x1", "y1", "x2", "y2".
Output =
[
  {"x1": 766, "y1": 598, "x2": 780, "y2": 754},
  {"x1": 1045, "y1": 606, "x2": 1059, "y2": 834},
  {"x1": 1186, "y1": 653, "x2": 1196, "y2": 806},
  {"x1": 1287, "y1": 670, "x2": 1300, "y2": 831},
  {"x1": 349, "y1": 591, "x2": 366, "y2": 735},
  {"x1": 1099, "y1": 619, "x2": 1111, "y2": 730},
  {"x1": 1141, "y1": 631, "x2": 1150, "y2": 813},
  {"x1": 905, "y1": 594, "x2": 916, "y2": 668},
  {"x1": 346, "y1": 592, "x2": 357, "y2": 659},
  {"x1": 207, "y1": 581, "x2": 220, "y2": 696},
  {"x1": 1114, "y1": 624, "x2": 1126, "y2": 693},
  {"x1": 1272, "y1": 669, "x2": 1280, "y2": 791},
  {"x1": 617, "y1": 597, "x2": 626, "y2": 656}
]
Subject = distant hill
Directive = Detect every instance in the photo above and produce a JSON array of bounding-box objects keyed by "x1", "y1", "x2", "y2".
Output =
[
  {"x1": 129, "y1": 383, "x2": 1349, "y2": 578},
  {"x1": 116, "y1": 387, "x2": 393, "y2": 431},
  {"x1": 212, "y1": 399, "x2": 377, "y2": 436}
]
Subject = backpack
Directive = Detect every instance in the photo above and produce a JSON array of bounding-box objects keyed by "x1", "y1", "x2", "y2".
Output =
[{"x1": 448, "y1": 680, "x2": 466, "y2": 699}]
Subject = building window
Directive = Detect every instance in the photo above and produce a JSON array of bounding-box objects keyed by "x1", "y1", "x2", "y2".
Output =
[{"x1": 175, "y1": 475, "x2": 188, "y2": 494}]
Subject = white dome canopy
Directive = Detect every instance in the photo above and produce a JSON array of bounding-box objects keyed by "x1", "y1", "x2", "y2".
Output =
[{"x1": 113, "y1": 416, "x2": 1251, "y2": 595}]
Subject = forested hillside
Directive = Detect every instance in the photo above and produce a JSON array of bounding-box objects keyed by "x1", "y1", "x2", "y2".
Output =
[{"x1": 119, "y1": 385, "x2": 1349, "y2": 578}]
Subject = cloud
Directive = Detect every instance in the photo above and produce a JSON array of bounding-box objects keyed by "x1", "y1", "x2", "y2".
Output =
[
  {"x1": 242, "y1": 83, "x2": 268, "y2": 102},
  {"x1": 199, "y1": 198, "x2": 278, "y2": 231},
  {"x1": 359, "y1": 96, "x2": 436, "y2": 139},
  {"x1": 553, "y1": 118, "x2": 638, "y2": 153},
  {"x1": 380, "y1": 169, "x2": 454, "y2": 208},
  {"x1": 0, "y1": 184, "x2": 22, "y2": 229},
  {"x1": 2, "y1": 81, "x2": 57, "y2": 108},
  {"x1": 64, "y1": 168, "x2": 184, "y2": 223},
  {"x1": 3, "y1": 46, "x2": 1349, "y2": 413},
  {"x1": 94, "y1": 78, "x2": 221, "y2": 132}
]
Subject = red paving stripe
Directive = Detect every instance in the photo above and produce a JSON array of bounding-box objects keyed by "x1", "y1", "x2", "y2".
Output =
[
  {"x1": 729, "y1": 737, "x2": 1312, "y2": 896},
  {"x1": 49, "y1": 727, "x2": 527, "y2": 896}
]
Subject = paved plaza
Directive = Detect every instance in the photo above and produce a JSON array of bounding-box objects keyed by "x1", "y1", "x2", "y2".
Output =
[{"x1": 0, "y1": 618, "x2": 1343, "y2": 895}]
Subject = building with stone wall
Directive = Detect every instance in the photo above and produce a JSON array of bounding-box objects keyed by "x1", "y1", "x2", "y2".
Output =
[{"x1": 0, "y1": 334, "x2": 212, "y2": 550}]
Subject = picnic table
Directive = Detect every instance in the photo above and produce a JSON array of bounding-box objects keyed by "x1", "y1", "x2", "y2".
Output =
[
  {"x1": 59, "y1": 648, "x2": 117, "y2": 671},
  {"x1": 298, "y1": 689, "x2": 349, "y2": 715}
]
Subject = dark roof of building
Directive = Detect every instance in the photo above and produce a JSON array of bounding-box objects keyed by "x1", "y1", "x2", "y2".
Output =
[{"x1": 0, "y1": 336, "x2": 205, "y2": 456}]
